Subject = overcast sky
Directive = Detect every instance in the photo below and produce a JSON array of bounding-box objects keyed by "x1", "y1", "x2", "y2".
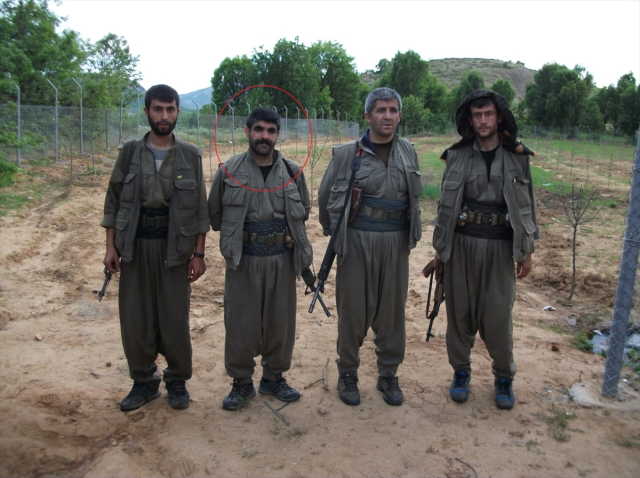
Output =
[{"x1": 51, "y1": 0, "x2": 640, "y2": 95}]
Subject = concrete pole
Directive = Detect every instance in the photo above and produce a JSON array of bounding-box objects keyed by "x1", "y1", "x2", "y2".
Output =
[
  {"x1": 71, "y1": 77, "x2": 83, "y2": 154},
  {"x1": 228, "y1": 104, "x2": 235, "y2": 154}
]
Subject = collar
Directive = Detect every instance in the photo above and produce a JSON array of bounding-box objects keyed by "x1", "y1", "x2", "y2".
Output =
[{"x1": 143, "y1": 131, "x2": 176, "y2": 150}]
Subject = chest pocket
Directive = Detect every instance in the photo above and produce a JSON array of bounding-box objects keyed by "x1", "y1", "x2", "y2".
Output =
[
  {"x1": 510, "y1": 170, "x2": 532, "y2": 208},
  {"x1": 174, "y1": 177, "x2": 198, "y2": 209},
  {"x1": 120, "y1": 173, "x2": 137, "y2": 203},
  {"x1": 283, "y1": 183, "x2": 306, "y2": 221},
  {"x1": 222, "y1": 175, "x2": 247, "y2": 206}
]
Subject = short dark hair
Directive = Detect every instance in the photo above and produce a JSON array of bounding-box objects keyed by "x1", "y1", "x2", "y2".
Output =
[
  {"x1": 246, "y1": 107, "x2": 280, "y2": 131},
  {"x1": 145, "y1": 84, "x2": 180, "y2": 110},
  {"x1": 469, "y1": 96, "x2": 495, "y2": 111}
]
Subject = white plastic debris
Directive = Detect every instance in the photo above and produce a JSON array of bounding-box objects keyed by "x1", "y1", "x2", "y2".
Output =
[{"x1": 543, "y1": 306, "x2": 556, "y2": 311}]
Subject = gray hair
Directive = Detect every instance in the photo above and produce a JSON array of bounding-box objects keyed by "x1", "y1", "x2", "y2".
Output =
[{"x1": 364, "y1": 87, "x2": 402, "y2": 114}]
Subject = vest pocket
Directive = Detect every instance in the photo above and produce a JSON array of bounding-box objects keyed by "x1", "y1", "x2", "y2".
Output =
[
  {"x1": 219, "y1": 222, "x2": 236, "y2": 259},
  {"x1": 120, "y1": 173, "x2": 137, "y2": 203},
  {"x1": 284, "y1": 184, "x2": 306, "y2": 221},
  {"x1": 511, "y1": 175, "x2": 532, "y2": 208},
  {"x1": 174, "y1": 178, "x2": 198, "y2": 209}
]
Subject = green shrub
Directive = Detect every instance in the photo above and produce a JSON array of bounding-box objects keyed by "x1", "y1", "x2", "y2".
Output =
[{"x1": 0, "y1": 158, "x2": 20, "y2": 187}]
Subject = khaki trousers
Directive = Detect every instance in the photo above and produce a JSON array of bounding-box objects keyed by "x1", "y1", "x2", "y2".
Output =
[
  {"x1": 444, "y1": 232, "x2": 516, "y2": 379},
  {"x1": 336, "y1": 228, "x2": 409, "y2": 376},
  {"x1": 224, "y1": 251, "x2": 297, "y2": 381},
  {"x1": 119, "y1": 238, "x2": 192, "y2": 383}
]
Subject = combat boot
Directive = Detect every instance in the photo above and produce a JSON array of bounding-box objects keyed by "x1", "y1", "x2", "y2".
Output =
[
  {"x1": 120, "y1": 380, "x2": 161, "y2": 412},
  {"x1": 166, "y1": 381, "x2": 190, "y2": 410},
  {"x1": 450, "y1": 370, "x2": 471, "y2": 403},
  {"x1": 259, "y1": 374, "x2": 301, "y2": 402},
  {"x1": 376, "y1": 373, "x2": 404, "y2": 406},
  {"x1": 222, "y1": 379, "x2": 256, "y2": 411},
  {"x1": 495, "y1": 377, "x2": 515, "y2": 410},
  {"x1": 337, "y1": 371, "x2": 360, "y2": 406}
]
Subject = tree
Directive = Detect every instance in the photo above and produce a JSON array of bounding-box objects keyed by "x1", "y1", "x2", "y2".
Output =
[
  {"x1": 309, "y1": 41, "x2": 362, "y2": 119},
  {"x1": 82, "y1": 33, "x2": 141, "y2": 108},
  {"x1": 401, "y1": 95, "x2": 427, "y2": 135},
  {"x1": 525, "y1": 63, "x2": 596, "y2": 133},
  {"x1": 616, "y1": 73, "x2": 640, "y2": 139},
  {"x1": 447, "y1": 70, "x2": 486, "y2": 116},
  {"x1": 252, "y1": 37, "x2": 331, "y2": 113},
  {"x1": 0, "y1": 0, "x2": 86, "y2": 105},
  {"x1": 377, "y1": 50, "x2": 429, "y2": 100},
  {"x1": 211, "y1": 55, "x2": 258, "y2": 107},
  {"x1": 490, "y1": 79, "x2": 516, "y2": 108}
]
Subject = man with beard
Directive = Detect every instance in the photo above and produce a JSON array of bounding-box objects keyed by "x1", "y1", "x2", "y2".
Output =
[
  {"x1": 431, "y1": 90, "x2": 539, "y2": 410},
  {"x1": 318, "y1": 87, "x2": 422, "y2": 406},
  {"x1": 101, "y1": 84, "x2": 209, "y2": 411},
  {"x1": 208, "y1": 107, "x2": 312, "y2": 411}
]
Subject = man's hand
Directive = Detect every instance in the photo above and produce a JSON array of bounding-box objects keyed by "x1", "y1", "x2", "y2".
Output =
[
  {"x1": 187, "y1": 256, "x2": 206, "y2": 283},
  {"x1": 516, "y1": 253, "x2": 532, "y2": 279},
  {"x1": 433, "y1": 255, "x2": 444, "y2": 281},
  {"x1": 104, "y1": 228, "x2": 121, "y2": 273}
]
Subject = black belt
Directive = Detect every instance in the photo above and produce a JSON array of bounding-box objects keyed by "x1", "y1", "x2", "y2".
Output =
[
  {"x1": 242, "y1": 231, "x2": 287, "y2": 246},
  {"x1": 360, "y1": 205, "x2": 407, "y2": 221},
  {"x1": 139, "y1": 215, "x2": 169, "y2": 228},
  {"x1": 459, "y1": 210, "x2": 509, "y2": 227}
]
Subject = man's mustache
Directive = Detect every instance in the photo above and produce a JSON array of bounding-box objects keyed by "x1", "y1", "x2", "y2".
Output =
[{"x1": 255, "y1": 139, "x2": 273, "y2": 146}]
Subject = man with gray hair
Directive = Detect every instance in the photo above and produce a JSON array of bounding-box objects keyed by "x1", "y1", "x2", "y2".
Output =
[{"x1": 318, "y1": 87, "x2": 422, "y2": 406}]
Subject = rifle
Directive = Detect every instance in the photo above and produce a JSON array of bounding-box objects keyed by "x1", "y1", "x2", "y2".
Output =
[
  {"x1": 309, "y1": 143, "x2": 361, "y2": 315},
  {"x1": 422, "y1": 259, "x2": 445, "y2": 342},
  {"x1": 302, "y1": 267, "x2": 330, "y2": 317},
  {"x1": 92, "y1": 267, "x2": 112, "y2": 302}
]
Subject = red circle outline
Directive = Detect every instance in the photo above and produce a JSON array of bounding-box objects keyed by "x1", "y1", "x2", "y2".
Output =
[{"x1": 213, "y1": 85, "x2": 312, "y2": 192}]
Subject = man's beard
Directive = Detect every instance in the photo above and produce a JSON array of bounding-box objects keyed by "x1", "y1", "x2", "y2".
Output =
[
  {"x1": 149, "y1": 117, "x2": 177, "y2": 136},
  {"x1": 249, "y1": 138, "x2": 275, "y2": 157}
]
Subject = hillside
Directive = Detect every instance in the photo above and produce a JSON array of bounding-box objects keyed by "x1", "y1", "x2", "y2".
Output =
[
  {"x1": 179, "y1": 86, "x2": 213, "y2": 110},
  {"x1": 361, "y1": 58, "x2": 536, "y2": 102}
]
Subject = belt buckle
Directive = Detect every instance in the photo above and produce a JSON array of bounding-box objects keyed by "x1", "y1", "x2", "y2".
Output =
[{"x1": 250, "y1": 233, "x2": 258, "y2": 245}]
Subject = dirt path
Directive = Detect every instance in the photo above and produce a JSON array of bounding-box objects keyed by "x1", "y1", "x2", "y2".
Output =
[{"x1": 0, "y1": 150, "x2": 639, "y2": 478}]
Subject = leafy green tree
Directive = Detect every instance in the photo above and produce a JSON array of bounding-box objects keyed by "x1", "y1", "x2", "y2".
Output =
[
  {"x1": 82, "y1": 33, "x2": 141, "y2": 108},
  {"x1": 309, "y1": 40, "x2": 361, "y2": 119},
  {"x1": 376, "y1": 58, "x2": 391, "y2": 74},
  {"x1": 595, "y1": 84, "x2": 619, "y2": 128},
  {"x1": 211, "y1": 55, "x2": 258, "y2": 107},
  {"x1": 490, "y1": 79, "x2": 516, "y2": 108},
  {"x1": 615, "y1": 73, "x2": 640, "y2": 138},
  {"x1": 401, "y1": 95, "x2": 427, "y2": 135},
  {"x1": 525, "y1": 63, "x2": 596, "y2": 133},
  {"x1": 377, "y1": 50, "x2": 429, "y2": 100},
  {"x1": 447, "y1": 70, "x2": 486, "y2": 116},
  {"x1": 252, "y1": 37, "x2": 331, "y2": 112},
  {"x1": 0, "y1": 0, "x2": 86, "y2": 105}
]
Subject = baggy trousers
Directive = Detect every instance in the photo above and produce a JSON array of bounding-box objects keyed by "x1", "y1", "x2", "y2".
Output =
[
  {"x1": 119, "y1": 238, "x2": 192, "y2": 383},
  {"x1": 224, "y1": 250, "x2": 296, "y2": 381},
  {"x1": 444, "y1": 232, "x2": 517, "y2": 379},
  {"x1": 335, "y1": 228, "x2": 410, "y2": 376}
]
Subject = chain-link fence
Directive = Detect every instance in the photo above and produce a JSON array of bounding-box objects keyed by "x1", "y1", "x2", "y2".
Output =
[{"x1": 1, "y1": 103, "x2": 362, "y2": 164}]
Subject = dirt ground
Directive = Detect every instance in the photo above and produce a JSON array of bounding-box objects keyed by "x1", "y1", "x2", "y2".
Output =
[{"x1": 1, "y1": 139, "x2": 639, "y2": 478}]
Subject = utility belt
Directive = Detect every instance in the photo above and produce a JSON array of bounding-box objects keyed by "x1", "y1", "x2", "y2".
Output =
[
  {"x1": 360, "y1": 205, "x2": 407, "y2": 221},
  {"x1": 137, "y1": 208, "x2": 169, "y2": 239},
  {"x1": 242, "y1": 230, "x2": 293, "y2": 247},
  {"x1": 454, "y1": 201, "x2": 513, "y2": 240},
  {"x1": 242, "y1": 220, "x2": 291, "y2": 256}
]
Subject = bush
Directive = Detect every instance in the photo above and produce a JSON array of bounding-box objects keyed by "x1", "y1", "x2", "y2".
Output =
[{"x1": 0, "y1": 157, "x2": 20, "y2": 187}]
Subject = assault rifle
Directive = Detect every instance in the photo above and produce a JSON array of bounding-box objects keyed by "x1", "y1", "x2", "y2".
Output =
[
  {"x1": 92, "y1": 267, "x2": 112, "y2": 302},
  {"x1": 308, "y1": 143, "x2": 361, "y2": 315},
  {"x1": 422, "y1": 259, "x2": 445, "y2": 342}
]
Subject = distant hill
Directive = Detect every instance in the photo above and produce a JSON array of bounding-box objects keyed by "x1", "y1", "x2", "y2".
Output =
[
  {"x1": 179, "y1": 87, "x2": 213, "y2": 110},
  {"x1": 361, "y1": 58, "x2": 536, "y2": 102}
]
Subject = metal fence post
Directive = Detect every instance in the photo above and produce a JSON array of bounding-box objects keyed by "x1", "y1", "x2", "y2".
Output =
[
  {"x1": 119, "y1": 94, "x2": 123, "y2": 145},
  {"x1": 602, "y1": 128, "x2": 640, "y2": 397},
  {"x1": 192, "y1": 100, "x2": 200, "y2": 142},
  {"x1": 137, "y1": 87, "x2": 141, "y2": 139},
  {"x1": 46, "y1": 79, "x2": 59, "y2": 163},
  {"x1": 283, "y1": 105, "x2": 288, "y2": 141},
  {"x1": 228, "y1": 104, "x2": 235, "y2": 154},
  {"x1": 71, "y1": 77, "x2": 83, "y2": 154},
  {"x1": 15, "y1": 85, "x2": 20, "y2": 166}
]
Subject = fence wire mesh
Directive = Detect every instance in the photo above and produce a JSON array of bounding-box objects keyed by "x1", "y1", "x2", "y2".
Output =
[{"x1": 601, "y1": 130, "x2": 640, "y2": 397}]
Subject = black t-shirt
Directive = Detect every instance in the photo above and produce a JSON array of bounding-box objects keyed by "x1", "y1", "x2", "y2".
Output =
[
  {"x1": 480, "y1": 146, "x2": 499, "y2": 178},
  {"x1": 371, "y1": 139, "x2": 393, "y2": 167},
  {"x1": 259, "y1": 164, "x2": 273, "y2": 181}
]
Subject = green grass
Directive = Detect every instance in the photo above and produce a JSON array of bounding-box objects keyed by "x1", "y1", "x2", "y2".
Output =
[
  {"x1": 421, "y1": 183, "x2": 440, "y2": 200},
  {"x1": 0, "y1": 191, "x2": 32, "y2": 216},
  {"x1": 572, "y1": 332, "x2": 594, "y2": 354},
  {"x1": 547, "y1": 404, "x2": 577, "y2": 442}
]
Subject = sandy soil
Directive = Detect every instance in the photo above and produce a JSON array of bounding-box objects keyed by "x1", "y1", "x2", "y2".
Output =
[{"x1": 1, "y1": 141, "x2": 639, "y2": 478}]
